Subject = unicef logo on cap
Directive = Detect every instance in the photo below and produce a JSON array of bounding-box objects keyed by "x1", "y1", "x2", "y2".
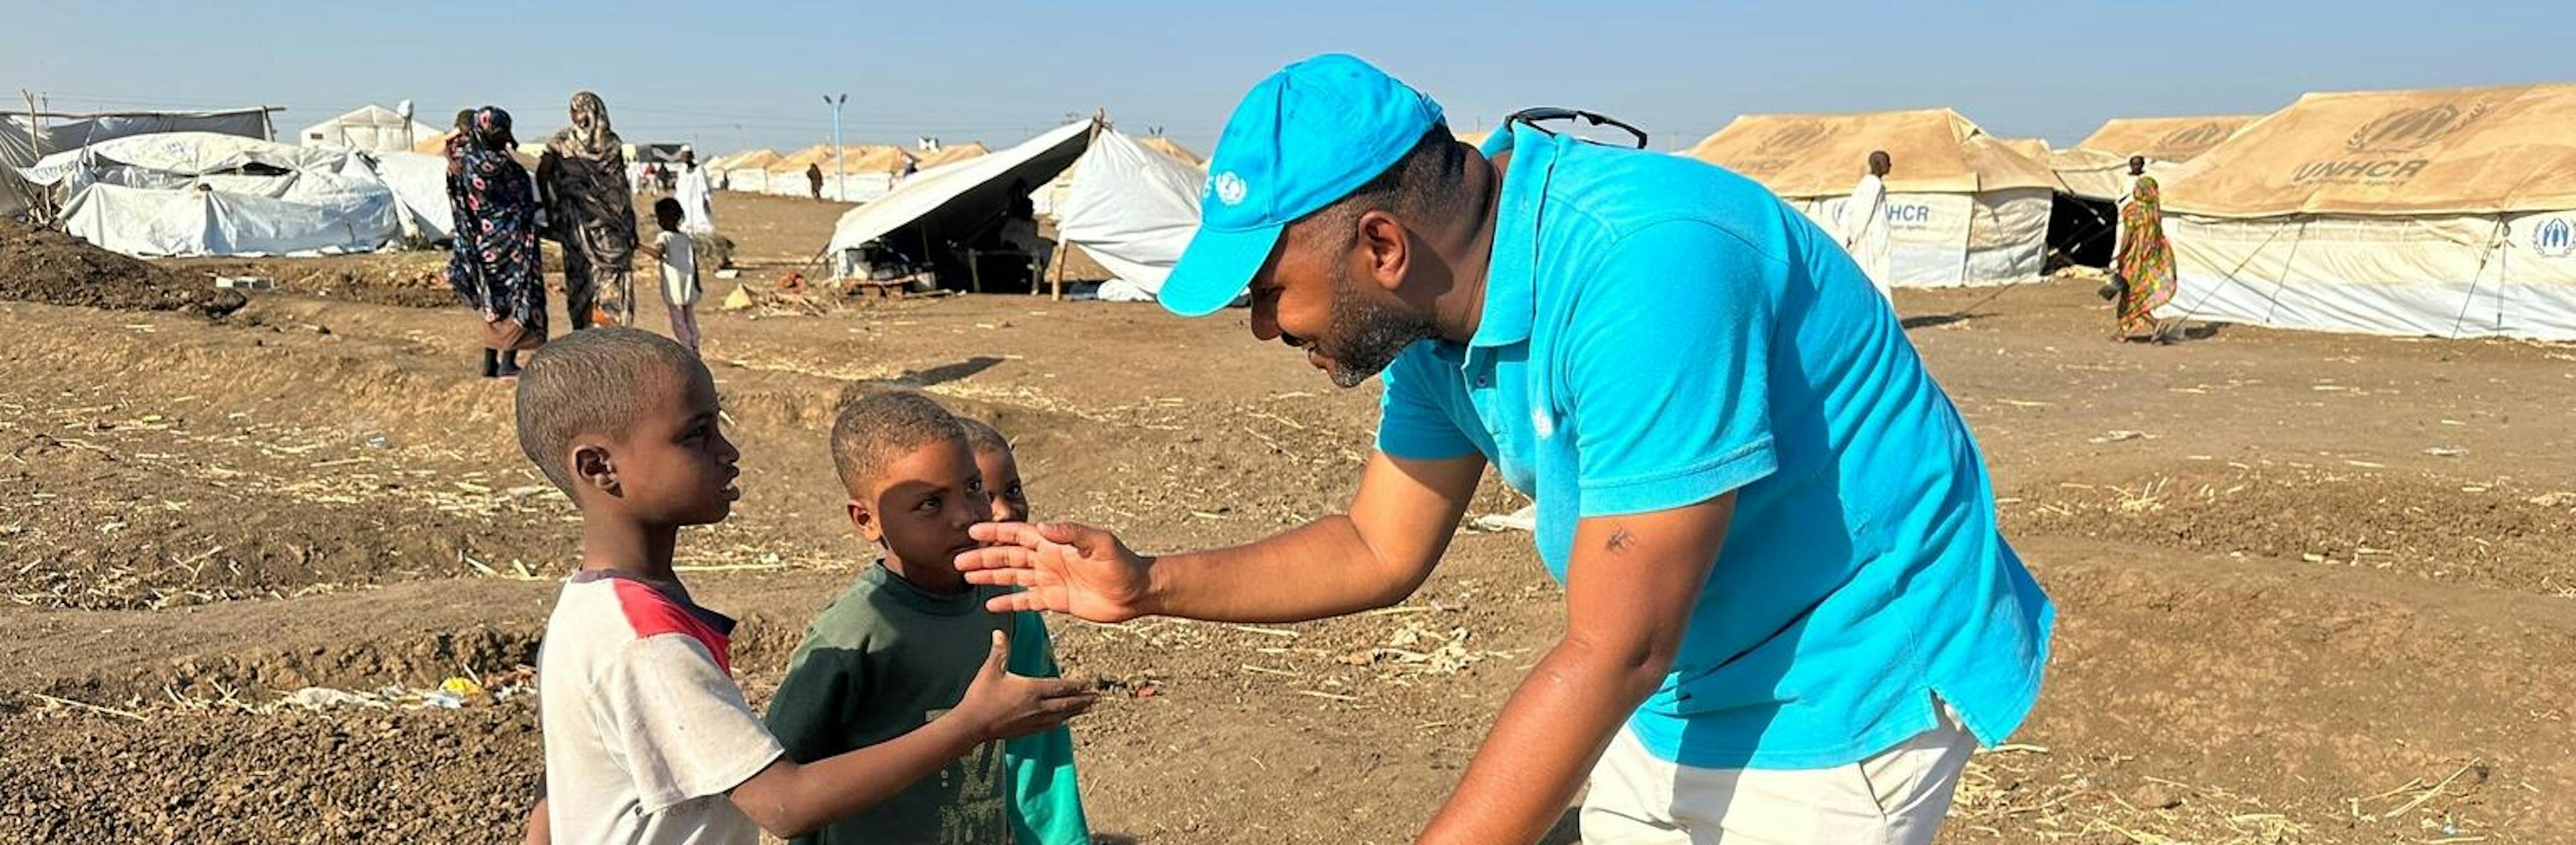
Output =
[
  {"x1": 2535, "y1": 218, "x2": 2575, "y2": 259},
  {"x1": 1212, "y1": 171, "x2": 1249, "y2": 207}
]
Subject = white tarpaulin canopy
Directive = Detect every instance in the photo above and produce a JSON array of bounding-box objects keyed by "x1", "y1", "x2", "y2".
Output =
[
  {"x1": 369, "y1": 150, "x2": 456, "y2": 241},
  {"x1": 22, "y1": 131, "x2": 402, "y2": 256},
  {"x1": 1053, "y1": 128, "x2": 1203, "y2": 296},
  {"x1": 299, "y1": 104, "x2": 439, "y2": 154},
  {"x1": 2159, "y1": 84, "x2": 2576, "y2": 341},
  {"x1": 1, "y1": 107, "x2": 274, "y2": 221},
  {"x1": 827, "y1": 120, "x2": 1093, "y2": 260}
]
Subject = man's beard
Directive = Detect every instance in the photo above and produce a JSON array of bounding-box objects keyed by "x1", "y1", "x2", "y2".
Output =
[{"x1": 1317, "y1": 264, "x2": 1438, "y2": 389}]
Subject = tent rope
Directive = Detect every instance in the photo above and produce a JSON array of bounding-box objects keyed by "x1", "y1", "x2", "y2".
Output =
[{"x1": 2444, "y1": 217, "x2": 2512, "y2": 337}]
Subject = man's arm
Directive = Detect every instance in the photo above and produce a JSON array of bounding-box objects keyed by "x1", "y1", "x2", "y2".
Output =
[
  {"x1": 965, "y1": 449, "x2": 1487, "y2": 624},
  {"x1": 1417, "y1": 494, "x2": 1734, "y2": 844},
  {"x1": 1144, "y1": 450, "x2": 1487, "y2": 622}
]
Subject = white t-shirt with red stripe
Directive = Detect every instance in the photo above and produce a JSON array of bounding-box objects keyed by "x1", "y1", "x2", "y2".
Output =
[{"x1": 539, "y1": 570, "x2": 784, "y2": 845}]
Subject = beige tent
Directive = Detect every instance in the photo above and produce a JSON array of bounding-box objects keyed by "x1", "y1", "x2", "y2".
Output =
[
  {"x1": 1138, "y1": 135, "x2": 1205, "y2": 168},
  {"x1": 1999, "y1": 137, "x2": 2052, "y2": 160},
  {"x1": 1687, "y1": 108, "x2": 2057, "y2": 287},
  {"x1": 714, "y1": 148, "x2": 780, "y2": 192},
  {"x1": 762, "y1": 144, "x2": 835, "y2": 191},
  {"x1": 914, "y1": 142, "x2": 989, "y2": 172},
  {"x1": 2159, "y1": 84, "x2": 2576, "y2": 340},
  {"x1": 2077, "y1": 115, "x2": 2259, "y2": 162},
  {"x1": 2052, "y1": 115, "x2": 2262, "y2": 201}
]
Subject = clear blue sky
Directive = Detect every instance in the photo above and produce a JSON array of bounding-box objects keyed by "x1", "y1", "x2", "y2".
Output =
[{"x1": 9, "y1": 1, "x2": 2569, "y2": 156}]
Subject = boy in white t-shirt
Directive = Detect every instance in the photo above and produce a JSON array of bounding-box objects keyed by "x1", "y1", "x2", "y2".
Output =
[
  {"x1": 639, "y1": 198, "x2": 703, "y2": 352},
  {"x1": 511, "y1": 329, "x2": 1097, "y2": 845}
]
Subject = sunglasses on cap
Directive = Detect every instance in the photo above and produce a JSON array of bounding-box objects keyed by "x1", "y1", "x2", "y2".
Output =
[{"x1": 1503, "y1": 107, "x2": 1650, "y2": 150}]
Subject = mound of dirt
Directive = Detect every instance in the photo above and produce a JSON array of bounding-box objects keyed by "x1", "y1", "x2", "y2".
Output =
[{"x1": 0, "y1": 220, "x2": 246, "y2": 317}]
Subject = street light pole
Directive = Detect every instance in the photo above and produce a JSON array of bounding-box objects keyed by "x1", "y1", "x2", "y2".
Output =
[{"x1": 824, "y1": 93, "x2": 847, "y2": 201}]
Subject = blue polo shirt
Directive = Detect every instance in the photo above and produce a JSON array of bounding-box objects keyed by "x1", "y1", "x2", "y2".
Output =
[{"x1": 1375, "y1": 124, "x2": 2053, "y2": 770}]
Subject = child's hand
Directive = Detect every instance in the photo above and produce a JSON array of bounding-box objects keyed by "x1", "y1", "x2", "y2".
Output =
[{"x1": 951, "y1": 631, "x2": 1096, "y2": 742}]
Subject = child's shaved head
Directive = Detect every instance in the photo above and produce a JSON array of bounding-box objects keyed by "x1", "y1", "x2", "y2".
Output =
[
  {"x1": 955, "y1": 416, "x2": 1010, "y2": 456},
  {"x1": 832, "y1": 391, "x2": 967, "y2": 495},
  {"x1": 515, "y1": 328, "x2": 705, "y2": 496}
]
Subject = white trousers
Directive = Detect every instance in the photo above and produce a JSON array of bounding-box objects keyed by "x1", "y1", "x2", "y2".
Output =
[{"x1": 1580, "y1": 710, "x2": 1977, "y2": 844}]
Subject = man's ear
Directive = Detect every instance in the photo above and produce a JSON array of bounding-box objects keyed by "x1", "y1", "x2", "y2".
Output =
[
  {"x1": 847, "y1": 497, "x2": 883, "y2": 545},
  {"x1": 1356, "y1": 210, "x2": 1410, "y2": 293},
  {"x1": 573, "y1": 443, "x2": 618, "y2": 497}
]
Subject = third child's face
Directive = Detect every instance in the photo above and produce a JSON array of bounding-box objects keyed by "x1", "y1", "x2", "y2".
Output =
[
  {"x1": 973, "y1": 448, "x2": 1028, "y2": 523},
  {"x1": 863, "y1": 439, "x2": 989, "y2": 570}
]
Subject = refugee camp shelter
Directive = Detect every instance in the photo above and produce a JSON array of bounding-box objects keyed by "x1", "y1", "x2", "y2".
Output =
[
  {"x1": 16, "y1": 131, "x2": 409, "y2": 256},
  {"x1": 712, "y1": 149, "x2": 779, "y2": 191},
  {"x1": 2, "y1": 107, "x2": 276, "y2": 221},
  {"x1": 1052, "y1": 128, "x2": 1203, "y2": 300},
  {"x1": 1032, "y1": 132, "x2": 1200, "y2": 215},
  {"x1": 299, "y1": 104, "x2": 439, "y2": 154},
  {"x1": 913, "y1": 142, "x2": 989, "y2": 172},
  {"x1": 2053, "y1": 114, "x2": 2261, "y2": 201},
  {"x1": 2159, "y1": 84, "x2": 2576, "y2": 341},
  {"x1": 828, "y1": 121, "x2": 1093, "y2": 288},
  {"x1": 1687, "y1": 108, "x2": 2058, "y2": 287}
]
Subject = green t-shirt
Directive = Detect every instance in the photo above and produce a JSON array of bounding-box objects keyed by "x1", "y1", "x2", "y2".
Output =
[{"x1": 763, "y1": 563, "x2": 1089, "y2": 845}]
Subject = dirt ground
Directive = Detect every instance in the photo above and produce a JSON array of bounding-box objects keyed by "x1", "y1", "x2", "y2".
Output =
[{"x1": 1, "y1": 191, "x2": 2571, "y2": 844}]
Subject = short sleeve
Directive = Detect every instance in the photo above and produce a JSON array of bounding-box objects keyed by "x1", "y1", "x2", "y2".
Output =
[
  {"x1": 1373, "y1": 345, "x2": 1479, "y2": 461},
  {"x1": 762, "y1": 638, "x2": 871, "y2": 765},
  {"x1": 1564, "y1": 221, "x2": 1780, "y2": 517},
  {"x1": 592, "y1": 634, "x2": 785, "y2": 812}
]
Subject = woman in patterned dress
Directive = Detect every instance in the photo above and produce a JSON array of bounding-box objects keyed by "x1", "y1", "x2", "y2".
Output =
[{"x1": 444, "y1": 106, "x2": 546, "y2": 378}]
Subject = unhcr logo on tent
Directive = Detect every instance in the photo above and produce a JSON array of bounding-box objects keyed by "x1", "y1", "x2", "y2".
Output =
[
  {"x1": 2157, "y1": 123, "x2": 2233, "y2": 154},
  {"x1": 2535, "y1": 218, "x2": 2576, "y2": 259},
  {"x1": 1758, "y1": 121, "x2": 1831, "y2": 156},
  {"x1": 2345, "y1": 101, "x2": 2490, "y2": 153}
]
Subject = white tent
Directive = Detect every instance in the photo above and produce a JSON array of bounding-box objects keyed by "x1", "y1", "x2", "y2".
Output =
[
  {"x1": 2161, "y1": 84, "x2": 2576, "y2": 341},
  {"x1": 828, "y1": 121, "x2": 1093, "y2": 276},
  {"x1": 1034, "y1": 134, "x2": 1201, "y2": 216},
  {"x1": 1688, "y1": 109, "x2": 2057, "y2": 288},
  {"x1": 2, "y1": 107, "x2": 275, "y2": 221},
  {"x1": 18, "y1": 131, "x2": 402, "y2": 256},
  {"x1": 1053, "y1": 128, "x2": 1203, "y2": 299},
  {"x1": 369, "y1": 150, "x2": 457, "y2": 241},
  {"x1": 299, "y1": 105, "x2": 440, "y2": 154}
]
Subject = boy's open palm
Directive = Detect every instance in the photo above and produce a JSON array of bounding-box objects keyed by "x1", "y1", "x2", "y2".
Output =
[
  {"x1": 957, "y1": 521, "x2": 1151, "y2": 622},
  {"x1": 954, "y1": 631, "x2": 1097, "y2": 741}
]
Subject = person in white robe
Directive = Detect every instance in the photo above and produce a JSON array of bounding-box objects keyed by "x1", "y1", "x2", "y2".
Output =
[{"x1": 1840, "y1": 150, "x2": 1894, "y2": 303}]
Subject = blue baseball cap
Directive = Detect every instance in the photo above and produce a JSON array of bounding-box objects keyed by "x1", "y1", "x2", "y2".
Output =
[{"x1": 1159, "y1": 54, "x2": 1445, "y2": 317}]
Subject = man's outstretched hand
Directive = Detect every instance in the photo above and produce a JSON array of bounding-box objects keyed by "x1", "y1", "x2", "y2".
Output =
[{"x1": 957, "y1": 521, "x2": 1152, "y2": 623}]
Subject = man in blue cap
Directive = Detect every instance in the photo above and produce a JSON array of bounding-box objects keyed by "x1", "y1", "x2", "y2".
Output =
[{"x1": 960, "y1": 54, "x2": 2052, "y2": 844}]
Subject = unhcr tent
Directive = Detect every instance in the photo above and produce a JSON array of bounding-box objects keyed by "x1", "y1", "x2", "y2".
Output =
[
  {"x1": 762, "y1": 145, "x2": 834, "y2": 195},
  {"x1": 1688, "y1": 108, "x2": 2057, "y2": 287},
  {"x1": 1053, "y1": 128, "x2": 1203, "y2": 300},
  {"x1": 17, "y1": 131, "x2": 402, "y2": 256},
  {"x1": 1138, "y1": 136, "x2": 1205, "y2": 168},
  {"x1": 299, "y1": 105, "x2": 439, "y2": 154},
  {"x1": 2, "y1": 107, "x2": 274, "y2": 221},
  {"x1": 2160, "y1": 84, "x2": 2576, "y2": 341},
  {"x1": 913, "y1": 142, "x2": 989, "y2": 172},
  {"x1": 821, "y1": 146, "x2": 916, "y2": 203},
  {"x1": 827, "y1": 121, "x2": 1093, "y2": 283},
  {"x1": 715, "y1": 149, "x2": 780, "y2": 192},
  {"x1": 2054, "y1": 115, "x2": 2260, "y2": 201}
]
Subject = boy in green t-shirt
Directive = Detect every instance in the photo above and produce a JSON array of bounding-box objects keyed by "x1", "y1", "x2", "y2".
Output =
[{"x1": 765, "y1": 392, "x2": 1089, "y2": 845}]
